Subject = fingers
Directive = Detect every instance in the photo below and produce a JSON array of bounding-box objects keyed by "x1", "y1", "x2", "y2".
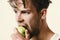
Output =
[
  {"x1": 11, "y1": 28, "x2": 25, "y2": 40},
  {"x1": 25, "y1": 30, "x2": 30, "y2": 40},
  {"x1": 11, "y1": 28, "x2": 30, "y2": 40},
  {"x1": 11, "y1": 33, "x2": 26, "y2": 40}
]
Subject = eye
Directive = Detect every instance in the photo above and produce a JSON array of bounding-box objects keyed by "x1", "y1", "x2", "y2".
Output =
[
  {"x1": 21, "y1": 11, "x2": 27, "y2": 13},
  {"x1": 14, "y1": 10, "x2": 18, "y2": 13},
  {"x1": 21, "y1": 11, "x2": 30, "y2": 14}
]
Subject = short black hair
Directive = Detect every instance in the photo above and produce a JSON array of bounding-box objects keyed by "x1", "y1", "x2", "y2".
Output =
[
  {"x1": 8, "y1": 0, "x2": 52, "y2": 12},
  {"x1": 31, "y1": 0, "x2": 52, "y2": 12}
]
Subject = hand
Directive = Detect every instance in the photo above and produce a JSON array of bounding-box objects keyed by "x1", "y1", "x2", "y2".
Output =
[{"x1": 11, "y1": 28, "x2": 30, "y2": 40}]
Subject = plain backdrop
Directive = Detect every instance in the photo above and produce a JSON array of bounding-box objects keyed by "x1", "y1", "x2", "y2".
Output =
[{"x1": 0, "y1": 0, "x2": 60, "y2": 40}]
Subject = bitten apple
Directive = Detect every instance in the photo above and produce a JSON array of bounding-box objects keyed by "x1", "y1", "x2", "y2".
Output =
[{"x1": 17, "y1": 26, "x2": 26, "y2": 37}]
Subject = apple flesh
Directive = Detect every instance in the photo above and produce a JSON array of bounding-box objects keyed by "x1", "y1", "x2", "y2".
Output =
[{"x1": 17, "y1": 26, "x2": 26, "y2": 37}]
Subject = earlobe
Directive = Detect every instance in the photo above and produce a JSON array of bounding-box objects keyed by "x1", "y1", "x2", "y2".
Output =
[{"x1": 41, "y1": 9, "x2": 47, "y2": 20}]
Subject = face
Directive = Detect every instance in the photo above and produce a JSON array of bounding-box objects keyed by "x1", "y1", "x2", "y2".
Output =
[{"x1": 12, "y1": 0, "x2": 40, "y2": 37}]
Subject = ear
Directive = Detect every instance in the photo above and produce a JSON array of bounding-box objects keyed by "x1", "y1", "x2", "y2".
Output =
[{"x1": 40, "y1": 8, "x2": 47, "y2": 20}]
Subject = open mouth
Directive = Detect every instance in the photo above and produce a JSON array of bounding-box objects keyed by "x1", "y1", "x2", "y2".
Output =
[
  {"x1": 18, "y1": 25, "x2": 33, "y2": 38},
  {"x1": 21, "y1": 25, "x2": 31, "y2": 34},
  {"x1": 23, "y1": 26, "x2": 27, "y2": 29},
  {"x1": 18, "y1": 24, "x2": 29, "y2": 30}
]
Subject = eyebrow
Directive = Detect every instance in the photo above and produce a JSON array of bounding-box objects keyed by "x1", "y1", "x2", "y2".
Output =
[
  {"x1": 14, "y1": 8, "x2": 31, "y2": 12},
  {"x1": 21, "y1": 9, "x2": 31, "y2": 12}
]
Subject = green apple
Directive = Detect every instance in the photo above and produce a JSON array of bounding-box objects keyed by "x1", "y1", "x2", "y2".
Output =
[{"x1": 17, "y1": 26, "x2": 26, "y2": 37}]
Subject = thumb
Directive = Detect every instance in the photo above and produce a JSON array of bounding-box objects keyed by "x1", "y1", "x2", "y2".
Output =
[{"x1": 25, "y1": 30, "x2": 30, "y2": 40}]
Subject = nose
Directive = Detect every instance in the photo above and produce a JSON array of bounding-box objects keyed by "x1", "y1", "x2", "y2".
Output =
[
  {"x1": 17, "y1": 13, "x2": 24, "y2": 23},
  {"x1": 18, "y1": 18, "x2": 24, "y2": 23}
]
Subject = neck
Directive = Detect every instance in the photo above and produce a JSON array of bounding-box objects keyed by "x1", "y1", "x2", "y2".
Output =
[
  {"x1": 30, "y1": 20, "x2": 54, "y2": 40},
  {"x1": 38, "y1": 26, "x2": 54, "y2": 40}
]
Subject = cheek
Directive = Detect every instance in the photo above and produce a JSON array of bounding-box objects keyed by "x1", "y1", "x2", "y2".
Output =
[
  {"x1": 23, "y1": 14, "x2": 33, "y2": 23},
  {"x1": 30, "y1": 17, "x2": 39, "y2": 27},
  {"x1": 28, "y1": 14, "x2": 39, "y2": 28}
]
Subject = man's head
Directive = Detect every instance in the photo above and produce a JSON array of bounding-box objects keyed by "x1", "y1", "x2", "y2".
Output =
[
  {"x1": 9, "y1": 0, "x2": 51, "y2": 38},
  {"x1": 9, "y1": 0, "x2": 51, "y2": 12}
]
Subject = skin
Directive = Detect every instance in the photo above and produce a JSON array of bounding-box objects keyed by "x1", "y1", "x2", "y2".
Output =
[{"x1": 10, "y1": 0, "x2": 54, "y2": 40}]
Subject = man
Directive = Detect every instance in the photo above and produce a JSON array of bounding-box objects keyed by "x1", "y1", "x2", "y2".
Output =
[{"x1": 8, "y1": 0, "x2": 60, "y2": 40}]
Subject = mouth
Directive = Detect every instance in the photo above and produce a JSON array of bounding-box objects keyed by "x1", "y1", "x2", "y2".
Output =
[
  {"x1": 18, "y1": 24, "x2": 28, "y2": 30},
  {"x1": 20, "y1": 25, "x2": 31, "y2": 33},
  {"x1": 18, "y1": 25, "x2": 33, "y2": 38},
  {"x1": 17, "y1": 22, "x2": 30, "y2": 30}
]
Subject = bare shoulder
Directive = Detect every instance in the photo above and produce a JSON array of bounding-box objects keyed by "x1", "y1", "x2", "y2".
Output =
[{"x1": 50, "y1": 34, "x2": 60, "y2": 40}]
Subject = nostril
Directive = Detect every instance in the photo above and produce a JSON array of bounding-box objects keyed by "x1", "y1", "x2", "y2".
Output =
[{"x1": 18, "y1": 19, "x2": 24, "y2": 23}]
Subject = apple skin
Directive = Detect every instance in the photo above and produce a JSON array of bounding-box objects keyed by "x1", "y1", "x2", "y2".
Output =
[{"x1": 17, "y1": 26, "x2": 26, "y2": 37}]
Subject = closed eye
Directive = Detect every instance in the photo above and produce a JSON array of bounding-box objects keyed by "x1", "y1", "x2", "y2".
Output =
[
  {"x1": 21, "y1": 11, "x2": 27, "y2": 13},
  {"x1": 21, "y1": 10, "x2": 31, "y2": 14},
  {"x1": 14, "y1": 10, "x2": 17, "y2": 13}
]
